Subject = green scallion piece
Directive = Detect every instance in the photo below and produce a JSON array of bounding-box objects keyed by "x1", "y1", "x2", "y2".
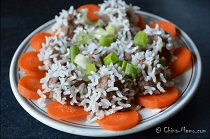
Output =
[
  {"x1": 80, "y1": 13, "x2": 105, "y2": 27},
  {"x1": 94, "y1": 28, "x2": 108, "y2": 39},
  {"x1": 134, "y1": 31, "x2": 148, "y2": 47},
  {"x1": 125, "y1": 63, "x2": 138, "y2": 79},
  {"x1": 80, "y1": 13, "x2": 91, "y2": 25},
  {"x1": 76, "y1": 31, "x2": 89, "y2": 44},
  {"x1": 86, "y1": 63, "x2": 97, "y2": 75},
  {"x1": 96, "y1": 28, "x2": 108, "y2": 36},
  {"x1": 99, "y1": 36, "x2": 114, "y2": 47},
  {"x1": 121, "y1": 60, "x2": 128, "y2": 71},
  {"x1": 117, "y1": 60, "x2": 123, "y2": 66},
  {"x1": 93, "y1": 19, "x2": 106, "y2": 27},
  {"x1": 159, "y1": 57, "x2": 166, "y2": 66},
  {"x1": 103, "y1": 52, "x2": 118, "y2": 65},
  {"x1": 74, "y1": 54, "x2": 91, "y2": 69},
  {"x1": 70, "y1": 45, "x2": 79, "y2": 64},
  {"x1": 106, "y1": 24, "x2": 115, "y2": 36}
]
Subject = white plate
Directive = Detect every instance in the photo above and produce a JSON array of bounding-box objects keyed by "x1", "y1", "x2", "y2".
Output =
[{"x1": 9, "y1": 11, "x2": 202, "y2": 137}]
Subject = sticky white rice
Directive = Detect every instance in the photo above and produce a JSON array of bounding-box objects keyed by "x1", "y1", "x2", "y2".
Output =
[{"x1": 36, "y1": 0, "x2": 176, "y2": 123}]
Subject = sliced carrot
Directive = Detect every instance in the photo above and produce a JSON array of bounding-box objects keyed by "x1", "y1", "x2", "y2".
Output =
[
  {"x1": 137, "y1": 14, "x2": 145, "y2": 30},
  {"x1": 18, "y1": 75, "x2": 42, "y2": 100},
  {"x1": 97, "y1": 110, "x2": 140, "y2": 131},
  {"x1": 18, "y1": 51, "x2": 46, "y2": 78},
  {"x1": 149, "y1": 20, "x2": 176, "y2": 37},
  {"x1": 169, "y1": 47, "x2": 191, "y2": 78},
  {"x1": 137, "y1": 86, "x2": 179, "y2": 109},
  {"x1": 47, "y1": 101, "x2": 88, "y2": 120},
  {"x1": 29, "y1": 32, "x2": 52, "y2": 51},
  {"x1": 77, "y1": 4, "x2": 100, "y2": 21}
]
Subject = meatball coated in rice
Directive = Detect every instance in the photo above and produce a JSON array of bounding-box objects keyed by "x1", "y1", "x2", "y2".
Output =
[
  {"x1": 38, "y1": 36, "x2": 71, "y2": 70},
  {"x1": 82, "y1": 64, "x2": 136, "y2": 122}
]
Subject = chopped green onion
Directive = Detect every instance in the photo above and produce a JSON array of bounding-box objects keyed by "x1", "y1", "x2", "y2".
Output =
[
  {"x1": 94, "y1": 28, "x2": 108, "y2": 39},
  {"x1": 134, "y1": 31, "x2": 148, "y2": 47},
  {"x1": 125, "y1": 63, "x2": 138, "y2": 79},
  {"x1": 80, "y1": 13, "x2": 92, "y2": 25},
  {"x1": 121, "y1": 60, "x2": 128, "y2": 71},
  {"x1": 99, "y1": 36, "x2": 114, "y2": 47},
  {"x1": 70, "y1": 45, "x2": 79, "y2": 65},
  {"x1": 74, "y1": 54, "x2": 91, "y2": 69},
  {"x1": 159, "y1": 57, "x2": 166, "y2": 66},
  {"x1": 80, "y1": 13, "x2": 105, "y2": 27},
  {"x1": 103, "y1": 52, "x2": 118, "y2": 65},
  {"x1": 106, "y1": 24, "x2": 115, "y2": 36},
  {"x1": 93, "y1": 19, "x2": 106, "y2": 27},
  {"x1": 117, "y1": 60, "x2": 123, "y2": 66},
  {"x1": 76, "y1": 31, "x2": 89, "y2": 44},
  {"x1": 96, "y1": 28, "x2": 108, "y2": 36},
  {"x1": 86, "y1": 63, "x2": 97, "y2": 75}
]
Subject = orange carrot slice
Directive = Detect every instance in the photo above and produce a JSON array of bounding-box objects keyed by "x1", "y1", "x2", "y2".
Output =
[
  {"x1": 97, "y1": 110, "x2": 140, "y2": 131},
  {"x1": 137, "y1": 14, "x2": 145, "y2": 30},
  {"x1": 149, "y1": 20, "x2": 176, "y2": 37},
  {"x1": 47, "y1": 101, "x2": 89, "y2": 120},
  {"x1": 18, "y1": 51, "x2": 46, "y2": 77},
  {"x1": 170, "y1": 47, "x2": 191, "y2": 78},
  {"x1": 77, "y1": 4, "x2": 100, "y2": 21},
  {"x1": 18, "y1": 75, "x2": 42, "y2": 100},
  {"x1": 29, "y1": 32, "x2": 52, "y2": 51},
  {"x1": 137, "y1": 86, "x2": 179, "y2": 109}
]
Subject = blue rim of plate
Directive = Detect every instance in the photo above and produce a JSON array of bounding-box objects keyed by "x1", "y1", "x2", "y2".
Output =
[{"x1": 9, "y1": 11, "x2": 202, "y2": 137}]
